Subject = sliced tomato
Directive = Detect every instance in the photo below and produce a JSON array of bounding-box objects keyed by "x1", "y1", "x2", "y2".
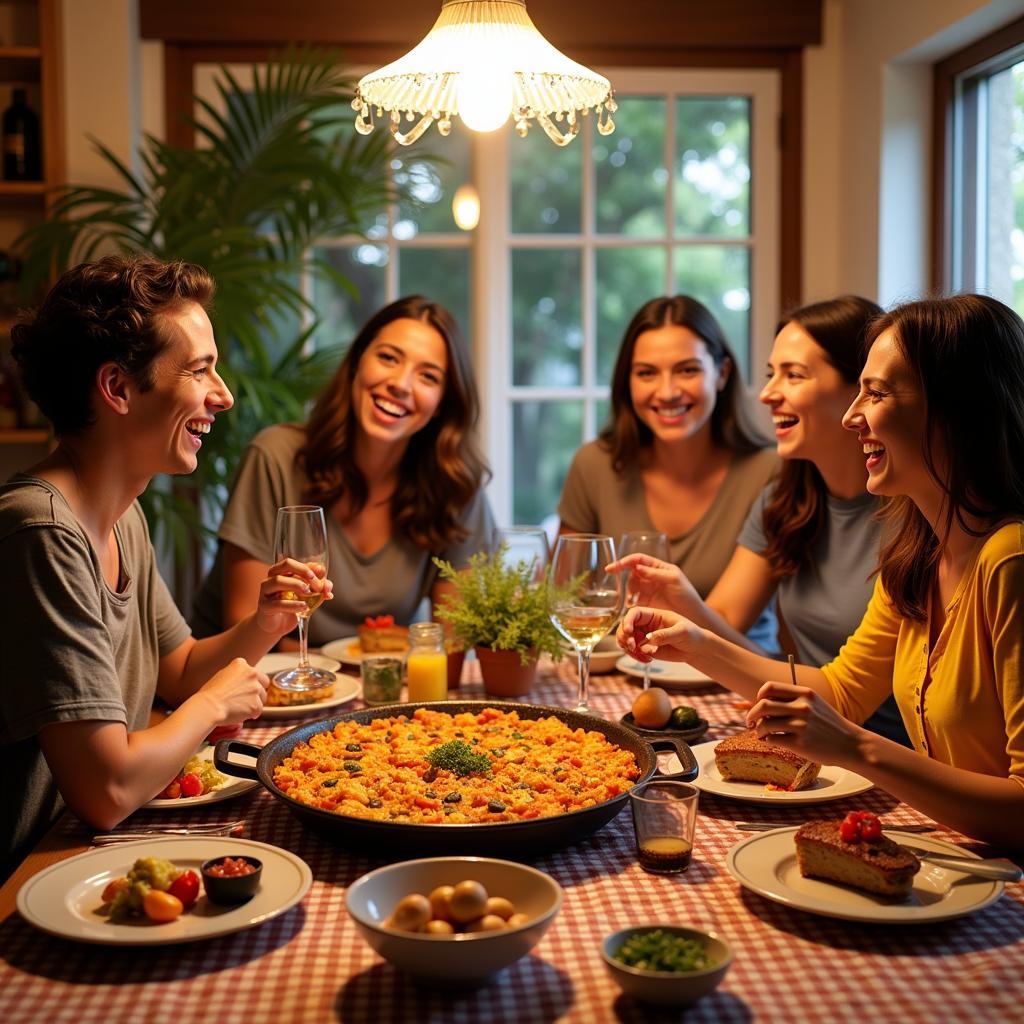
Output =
[{"x1": 179, "y1": 773, "x2": 203, "y2": 798}]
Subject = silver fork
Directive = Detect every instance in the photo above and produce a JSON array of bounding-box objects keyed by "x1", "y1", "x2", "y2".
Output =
[{"x1": 92, "y1": 820, "x2": 246, "y2": 844}]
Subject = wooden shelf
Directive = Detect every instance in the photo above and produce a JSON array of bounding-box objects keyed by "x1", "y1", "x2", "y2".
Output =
[
  {"x1": 0, "y1": 179, "x2": 43, "y2": 193},
  {"x1": 0, "y1": 428, "x2": 48, "y2": 443},
  {"x1": 0, "y1": 45, "x2": 41, "y2": 59}
]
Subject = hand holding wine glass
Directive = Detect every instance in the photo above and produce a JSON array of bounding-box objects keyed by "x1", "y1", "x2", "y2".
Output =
[
  {"x1": 617, "y1": 531, "x2": 669, "y2": 690},
  {"x1": 549, "y1": 534, "x2": 621, "y2": 716},
  {"x1": 270, "y1": 505, "x2": 336, "y2": 693}
]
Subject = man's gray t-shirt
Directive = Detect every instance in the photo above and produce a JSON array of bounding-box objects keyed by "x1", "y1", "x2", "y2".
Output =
[
  {"x1": 191, "y1": 425, "x2": 496, "y2": 643},
  {"x1": 0, "y1": 477, "x2": 191, "y2": 873},
  {"x1": 738, "y1": 485, "x2": 909, "y2": 745}
]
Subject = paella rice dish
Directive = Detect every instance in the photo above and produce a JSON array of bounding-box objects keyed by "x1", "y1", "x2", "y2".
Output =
[{"x1": 272, "y1": 707, "x2": 642, "y2": 823}]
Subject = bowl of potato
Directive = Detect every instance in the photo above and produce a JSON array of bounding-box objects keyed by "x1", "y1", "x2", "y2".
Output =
[{"x1": 345, "y1": 856, "x2": 562, "y2": 984}]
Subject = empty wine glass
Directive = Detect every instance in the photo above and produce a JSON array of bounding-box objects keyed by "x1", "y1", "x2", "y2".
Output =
[
  {"x1": 549, "y1": 534, "x2": 621, "y2": 716},
  {"x1": 271, "y1": 505, "x2": 335, "y2": 693},
  {"x1": 618, "y1": 531, "x2": 670, "y2": 691},
  {"x1": 494, "y1": 526, "x2": 550, "y2": 585}
]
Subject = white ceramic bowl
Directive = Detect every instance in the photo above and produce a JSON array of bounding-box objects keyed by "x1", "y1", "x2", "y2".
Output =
[
  {"x1": 346, "y1": 856, "x2": 562, "y2": 983},
  {"x1": 601, "y1": 924, "x2": 732, "y2": 1006},
  {"x1": 589, "y1": 634, "x2": 623, "y2": 674}
]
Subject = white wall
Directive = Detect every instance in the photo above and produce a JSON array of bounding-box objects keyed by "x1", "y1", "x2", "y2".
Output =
[{"x1": 803, "y1": 0, "x2": 1024, "y2": 306}]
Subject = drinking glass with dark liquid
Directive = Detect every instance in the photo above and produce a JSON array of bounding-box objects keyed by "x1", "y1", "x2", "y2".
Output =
[{"x1": 629, "y1": 781, "x2": 699, "y2": 875}]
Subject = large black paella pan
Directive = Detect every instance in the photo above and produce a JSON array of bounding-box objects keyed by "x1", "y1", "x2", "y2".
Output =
[{"x1": 215, "y1": 700, "x2": 699, "y2": 855}]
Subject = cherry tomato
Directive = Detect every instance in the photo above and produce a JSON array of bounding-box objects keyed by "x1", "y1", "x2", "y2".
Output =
[
  {"x1": 101, "y1": 876, "x2": 130, "y2": 903},
  {"x1": 842, "y1": 810, "x2": 860, "y2": 826},
  {"x1": 143, "y1": 889, "x2": 184, "y2": 923},
  {"x1": 839, "y1": 819, "x2": 860, "y2": 842},
  {"x1": 179, "y1": 773, "x2": 203, "y2": 798},
  {"x1": 168, "y1": 870, "x2": 201, "y2": 909},
  {"x1": 859, "y1": 817, "x2": 883, "y2": 842},
  {"x1": 160, "y1": 780, "x2": 182, "y2": 800}
]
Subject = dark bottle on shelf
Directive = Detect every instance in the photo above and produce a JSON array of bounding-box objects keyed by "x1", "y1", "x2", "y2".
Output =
[{"x1": 3, "y1": 89, "x2": 41, "y2": 181}]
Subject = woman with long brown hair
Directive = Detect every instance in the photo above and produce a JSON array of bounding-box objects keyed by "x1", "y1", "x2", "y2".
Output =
[
  {"x1": 620, "y1": 294, "x2": 1024, "y2": 847},
  {"x1": 609, "y1": 295, "x2": 908, "y2": 743},
  {"x1": 558, "y1": 295, "x2": 778, "y2": 647},
  {"x1": 193, "y1": 295, "x2": 494, "y2": 643}
]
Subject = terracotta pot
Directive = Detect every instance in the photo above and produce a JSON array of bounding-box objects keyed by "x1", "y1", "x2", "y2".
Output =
[
  {"x1": 446, "y1": 648, "x2": 467, "y2": 690},
  {"x1": 474, "y1": 645, "x2": 537, "y2": 697}
]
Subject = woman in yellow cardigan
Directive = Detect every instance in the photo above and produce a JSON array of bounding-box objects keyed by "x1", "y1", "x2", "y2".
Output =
[{"x1": 618, "y1": 293, "x2": 1024, "y2": 848}]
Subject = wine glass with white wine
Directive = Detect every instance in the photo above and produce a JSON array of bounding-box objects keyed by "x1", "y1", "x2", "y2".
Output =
[
  {"x1": 549, "y1": 534, "x2": 621, "y2": 716},
  {"x1": 271, "y1": 505, "x2": 335, "y2": 693},
  {"x1": 618, "y1": 530, "x2": 670, "y2": 690}
]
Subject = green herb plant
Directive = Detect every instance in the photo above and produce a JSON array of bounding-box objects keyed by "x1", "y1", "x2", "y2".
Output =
[{"x1": 432, "y1": 545, "x2": 573, "y2": 665}]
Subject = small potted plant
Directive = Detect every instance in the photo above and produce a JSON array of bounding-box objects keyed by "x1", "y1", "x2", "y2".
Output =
[{"x1": 432, "y1": 547, "x2": 568, "y2": 697}]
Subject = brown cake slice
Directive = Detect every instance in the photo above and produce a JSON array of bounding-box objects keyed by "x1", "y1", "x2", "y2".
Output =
[
  {"x1": 358, "y1": 621, "x2": 409, "y2": 653},
  {"x1": 714, "y1": 729, "x2": 821, "y2": 790},
  {"x1": 795, "y1": 821, "x2": 921, "y2": 897},
  {"x1": 266, "y1": 680, "x2": 334, "y2": 707}
]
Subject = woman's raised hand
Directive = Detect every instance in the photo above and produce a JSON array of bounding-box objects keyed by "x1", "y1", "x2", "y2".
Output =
[
  {"x1": 199, "y1": 657, "x2": 269, "y2": 723},
  {"x1": 745, "y1": 680, "x2": 862, "y2": 765},
  {"x1": 605, "y1": 553, "x2": 702, "y2": 616},
  {"x1": 255, "y1": 557, "x2": 334, "y2": 636},
  {"x1": 616, "y1": 605, "x2": 702, "y2": 663}
]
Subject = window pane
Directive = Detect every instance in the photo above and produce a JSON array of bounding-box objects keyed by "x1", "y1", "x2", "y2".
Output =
[
  {"x1": 595, "y1": 397, "x2": 611, "y2": 435},
  {"x1": 513, "y1": 400, "x2": 583, "y2": 525},
  {"x1": 511, "y1": 249, "x2": 583, "y2": 385},
  {"x1": 398, "y1": 248, "x2": 471, "y2": 344},
  {"x1": 985, "y1": 62, "x2": 1024, "y2": 316},
  {"x1": 311, "y1": 244, "x2": 387, "y2": 347},
  {"x1": 674, "y1": 245, "x2": 751, "y2": 378},
  {"x1": 675, "y1": 97, "x2": 751, "y2": 238},
  {"x1": 509, "y1": 126, "x2": 582, "y2": 234},
  {"x1": 395, "y1": 124, "x2": 473, "y2": 235},
  {"x1": 595, "y1": 96, "x2": 667, "y2": 235},
  {"x1": 595, "y1": 246, "x2": 668, "y2": 383}
]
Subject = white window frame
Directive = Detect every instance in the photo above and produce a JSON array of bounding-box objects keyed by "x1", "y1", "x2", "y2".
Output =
[{"x1": 472, "y1": 68, "x2": 780, "y2": 525}]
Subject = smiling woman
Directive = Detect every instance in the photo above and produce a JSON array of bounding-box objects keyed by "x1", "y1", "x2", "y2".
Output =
[
  {"x1": 0, "y1": 255, "x2": 324, "y2": 881},
  {"x1": 191, "y1": 295, "x2": 495, "y2": 645}
]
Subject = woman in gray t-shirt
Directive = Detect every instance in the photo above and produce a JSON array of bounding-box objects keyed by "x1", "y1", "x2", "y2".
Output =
[
  {"x1": 193, "y1": 296, "x2": 494, "y2": 644},
  {"x1": 610, "y1": 296, "x2": 909, "y2": 744}
]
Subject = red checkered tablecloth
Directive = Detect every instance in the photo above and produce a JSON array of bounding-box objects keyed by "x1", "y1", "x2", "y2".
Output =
[{"x1": 1, "y1": 661, "x2": 1022, "y2": 1023}]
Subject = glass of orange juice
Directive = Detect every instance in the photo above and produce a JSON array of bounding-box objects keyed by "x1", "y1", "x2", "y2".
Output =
[{"x1": 406, "y1": 622, "x2": 448, "y2": 703}]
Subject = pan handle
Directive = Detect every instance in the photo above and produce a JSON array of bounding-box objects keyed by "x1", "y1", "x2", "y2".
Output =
[
  {"x1": 648, "y1": 737, "x2": 699, "y2": 782},
  {"x1": 214, "y1": 738, "x2": 263, "y2": 781}
]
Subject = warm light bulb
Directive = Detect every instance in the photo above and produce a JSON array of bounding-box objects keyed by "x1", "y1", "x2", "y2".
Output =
[
  {"x1": 452, "y1": 184, "x2": 480, "y2": 231},
  {"x1": 455, "y1": 63, "x2": 513, "y2": 133}
]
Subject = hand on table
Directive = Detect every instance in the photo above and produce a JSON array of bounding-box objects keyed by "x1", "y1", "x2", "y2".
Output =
[
  {"x1": 746, "y1": 680, "x2": 862, "y2": 765},
  {"x1": 256, "y1": 557, "x2": 334, "y2": 637},
  {"x1": 605, "y1": 553, "x2": 702, "y2": 616}
]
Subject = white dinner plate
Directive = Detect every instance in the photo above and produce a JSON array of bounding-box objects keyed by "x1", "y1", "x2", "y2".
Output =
[
  {"x1": 616, "y1": 655, "x2": 715, "y2": 689},
  {"x1": 679, "y1": 741, "x2": 874, "y2": 804},
  {"x1": 143, "y1": 747, "x2": 260, "y2": 809},
  {"x1": 726, "y1": 827, "x2": 1004, "y2": 923},
  {"x1": 17, "y1": 837, "x2": 313, "y2": 945},
  {"x1": 255, "y1": 653, "x2": 360, "y2": 719},
  {"x1": 321, "y1": 635, "x2": 367, "y2": 667}
]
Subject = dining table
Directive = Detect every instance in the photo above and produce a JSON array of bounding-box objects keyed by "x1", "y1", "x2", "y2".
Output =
[{"x1": 1, "y1": 657, "x2": 1022, "y2": 1024}]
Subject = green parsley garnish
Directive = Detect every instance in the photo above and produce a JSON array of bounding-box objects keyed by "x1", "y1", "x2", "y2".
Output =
[
  {"x1": 613, "y1": 930, "x2": 715, "y2": 973},
  {"x1": 426, "y1": 740, "x2": 491, "y2": 777}
]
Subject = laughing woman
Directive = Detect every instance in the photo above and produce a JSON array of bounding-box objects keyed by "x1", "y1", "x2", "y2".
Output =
[
  {"x1": 192, "y1": 296, "x2": 494, "y2": 644},
  {"x1": 0, "y1": 256, "x2": 330, "y2": 877},
  {"x1": 620, "y1": 294, "x2": 1024, "y2": 848},
  {"x1": 558, "y1": 295, "x2": 778, "y2": 648}
]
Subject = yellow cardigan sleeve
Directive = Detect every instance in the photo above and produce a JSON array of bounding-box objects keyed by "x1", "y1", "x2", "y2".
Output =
[
  {"x1": 820, "y1": 576, "x2": 902, "y2": 726},
  {"x1": 985, "y1": 550, "x2": 1024, "y2": 779}
]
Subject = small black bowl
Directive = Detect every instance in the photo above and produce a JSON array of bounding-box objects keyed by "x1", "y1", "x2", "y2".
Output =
[
  {"x1": 201, "y1": 855, "x2": 263, "y2": 905},
  {"x1": 619, "y1": 713, "x2": 709, "y2": 745}
]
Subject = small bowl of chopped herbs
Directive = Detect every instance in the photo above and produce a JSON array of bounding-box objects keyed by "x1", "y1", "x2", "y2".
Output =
[{"x1": 601, "y1": 924, "x2": 732, "y2": 1006}]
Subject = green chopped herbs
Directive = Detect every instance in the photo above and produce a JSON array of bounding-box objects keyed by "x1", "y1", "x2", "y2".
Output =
[
  {"x1": 426, "y1": 740, "x2": 491, "y2": 777},
  {"x1": 613, "y1": 930, "x2": 715, "y2": 973}
]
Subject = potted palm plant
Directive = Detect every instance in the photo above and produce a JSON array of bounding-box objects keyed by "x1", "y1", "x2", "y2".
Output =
[
  {"x1": 13, "y1": 48, "x2": 405, "y2": 589},
  {"x1": 432, "y1": 547, "x2": 568, "y2": 697}
]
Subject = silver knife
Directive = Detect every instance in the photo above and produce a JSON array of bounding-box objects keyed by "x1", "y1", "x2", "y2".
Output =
[{"x1": 735, "y1": 821, "x2": 936, "y2": 833}]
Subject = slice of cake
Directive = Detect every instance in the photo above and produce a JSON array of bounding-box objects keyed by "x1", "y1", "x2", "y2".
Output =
[
  {"x1": 714, "y1": 729, "x2": 821, "y2": 790},
  {"x1": 795, "y1": 814, "x2": 921, "y2": 898},
  {"x1": 266, "y1": 679, "x2": 335, "y2": 707},
  {"x1": 358, "y1": 614, "x2": 409, "y2": 653}
]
